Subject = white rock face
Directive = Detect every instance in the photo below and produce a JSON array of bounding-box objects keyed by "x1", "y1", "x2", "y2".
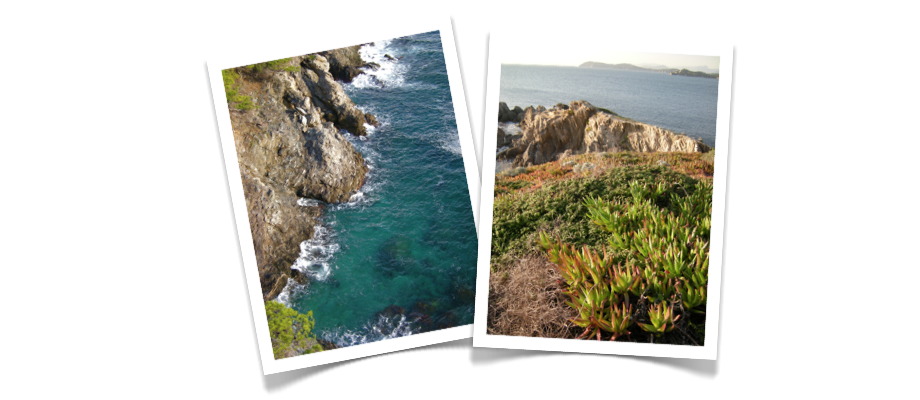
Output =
[{"x1": 499, "y1": 101, "x2": 710, "y2": 167}]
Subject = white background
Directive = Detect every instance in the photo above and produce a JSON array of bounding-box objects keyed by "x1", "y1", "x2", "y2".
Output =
[{"x1": 2, "y1": 1, "x2": 918, "y2": 398}]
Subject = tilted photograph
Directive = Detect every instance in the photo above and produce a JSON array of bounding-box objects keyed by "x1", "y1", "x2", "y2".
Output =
[
  {"x1": 210, "y1": 24, "x2": 479, "y2": 373},
  {"x1": 475, "y1": 39, "x2": 731, "y2": 359}
]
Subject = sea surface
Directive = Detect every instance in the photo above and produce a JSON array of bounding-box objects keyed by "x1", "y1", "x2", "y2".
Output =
[
  {"x1": 500, "y1": 65, "x2": 720, "y2": 147},
  {"x1": 281, "y1": 31, "x2": 477, "y2": 347}
]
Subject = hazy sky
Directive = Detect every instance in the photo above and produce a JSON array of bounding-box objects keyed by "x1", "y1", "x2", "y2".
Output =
[{"x1": 500, "y1": 41, "x2": 721, "y2": 71}]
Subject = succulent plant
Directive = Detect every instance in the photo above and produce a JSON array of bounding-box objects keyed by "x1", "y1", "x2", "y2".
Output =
[{"x1": 539, "y1": 180, "x2": 712, "y2": 343}]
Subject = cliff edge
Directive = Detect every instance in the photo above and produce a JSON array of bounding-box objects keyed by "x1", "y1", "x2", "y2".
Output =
[{"x1": 225, "y1": 52, "x2": 376, "y2": 300}]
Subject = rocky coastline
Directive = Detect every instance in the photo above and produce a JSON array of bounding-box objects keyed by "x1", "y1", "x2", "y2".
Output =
[
  {"x1": 496, "y1": 100, "x2": 710, "y2": 167},
  {"x1": 225, "y1": 47, "x2": 378, "y2": 301}
]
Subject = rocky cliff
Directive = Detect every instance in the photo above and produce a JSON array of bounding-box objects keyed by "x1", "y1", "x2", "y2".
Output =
[
  {"x1": 496, "y1": 101, "x2": 710, "y2": 167},
  {"x1": 226, "y1": 52, "x2": 376, "y2": 301}
]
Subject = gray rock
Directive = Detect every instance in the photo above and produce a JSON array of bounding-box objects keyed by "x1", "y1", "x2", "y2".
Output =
[
  {"x1": 301, "y1": 54, "x2": 371, "y2": 135},
  {"x1": 225, "y1": 55, "x2": 369, "y2": 301}
]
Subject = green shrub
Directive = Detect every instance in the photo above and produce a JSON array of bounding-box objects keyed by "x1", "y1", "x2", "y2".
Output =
[
  {"x1": 538, "y1": 179, "x2": 712, "y2": 343},
  {"x1": 265, "y1": 301, "x2": 323, "y2": 359}
]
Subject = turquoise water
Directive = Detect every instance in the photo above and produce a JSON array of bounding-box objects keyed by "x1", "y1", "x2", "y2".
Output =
[
  {"x1": 288, "y1": 31, "x2": 477, "y2": 347},
  {"x1": 500, "y1": 65, "x2": 719, "y2": 147}
]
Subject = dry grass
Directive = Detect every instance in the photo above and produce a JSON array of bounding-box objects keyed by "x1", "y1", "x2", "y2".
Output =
[
  {"x1": 494, "y1": 151, "x2": 715, "y2": 197},
  {"x1": 487, "y1": 255, "x2": 577, "y2": 338}
]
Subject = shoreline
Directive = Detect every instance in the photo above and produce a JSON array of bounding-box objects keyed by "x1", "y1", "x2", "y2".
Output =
[{"x1": 224, "y1": 45, "x2": 379, "y2": 303}]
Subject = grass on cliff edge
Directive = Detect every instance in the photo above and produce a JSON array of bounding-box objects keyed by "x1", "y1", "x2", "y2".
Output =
[
  {"x1": 495, "y1": 151, "x2": 714, "y2": 198},
  {"x1": 222, "y1": 57, "x2": 301, "y2": 111}
]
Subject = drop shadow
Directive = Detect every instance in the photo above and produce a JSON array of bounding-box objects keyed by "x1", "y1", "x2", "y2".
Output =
[
  {"x1": 263, "y1": 337, "x2": 472, "y2": 391},
  {"x1": 470, "y1": 345, "x2": 546, "y2": 365},
  {"x1": 263, "y1": 355, "x2": 358, "y2": 392},
  {"x1": 622, "y1": 354, "x2": 718, "y2": 377}
]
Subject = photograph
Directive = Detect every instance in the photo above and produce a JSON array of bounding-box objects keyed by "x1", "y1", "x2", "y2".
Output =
[
  {"x1": 474, "y1": 37, "x2": 732, "y2": 359},
  {"x1": 209, "y1": 22, "x2": 480, "y2": 373}
]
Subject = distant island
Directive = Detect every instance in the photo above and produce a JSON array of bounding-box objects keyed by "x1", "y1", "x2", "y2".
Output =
[
  {"x1": 578, "y1": 61, "x2": 718, "y2": 79},
  {"x1": 669, "y1": 68, "x2": 719, "y2": 79}
]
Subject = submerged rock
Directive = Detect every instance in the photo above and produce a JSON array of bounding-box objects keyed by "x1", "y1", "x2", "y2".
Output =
[
  {"x1": 498, "y1": 100, "x2": 710, "y2": 167},
  {"x1": 376, "y1": 235, "x2": 415, "y2": 278}
]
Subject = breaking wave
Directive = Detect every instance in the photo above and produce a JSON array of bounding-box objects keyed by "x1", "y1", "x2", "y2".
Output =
[
  {"x1": 350, "y1": 40, "x2": 407, "y2": 89},
  {"x1": 321, "y1": 312, "x2": 420, "y2": 347}
]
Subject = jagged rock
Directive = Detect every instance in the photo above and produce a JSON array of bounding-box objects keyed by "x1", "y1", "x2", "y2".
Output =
[
  {"x1": 302, "y1": 54, "x2": 372, "y2": 135},
  {"x1": 499, "y1": 100, "x2": 710, "y2": 167},
  {"x1": 498, "y1": 102, "x2": 525, "y2": 123},
  {"x1": 320, "y1": 45, "x2": 367, "y2": 83},
  {"x1": 226, "y1": 55, "x2": 369, "y2": 301},
  {"x1": 299, "y1": 122, "x2": 368, "y2": 202},
  {"x1": 497, "y1": 127, "x2": 512, "y2": 148}
]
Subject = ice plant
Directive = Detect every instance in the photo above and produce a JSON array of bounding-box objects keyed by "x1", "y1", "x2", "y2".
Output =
[
  {"x1": 639, "y1": 302, "x2": 680, "y2": 334},
  {"x1": 539, "y1": 180, "x2": 712, "y2": 342}
]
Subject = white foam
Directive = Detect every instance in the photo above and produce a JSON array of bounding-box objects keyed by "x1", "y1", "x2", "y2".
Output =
[
  {"x1": 290, "y1": 224, "x2": 340, "y2": 283},
  {"x1": 322, "y1": 312, "x2": 419, "y2": 347},
  {"x1": 350, "y1": 40, "x2": 407, "y2": 89},
  {"x1": 275, "y1": 278, "x2": 302, "y2": 306},
  {"x1": 499, "y1": 122, "x2": 522, "y2": 136},
  {"x1": 435, "y1": 130, "x2": 462, "y2": 156},
  {"x1": 297, "y1": 198, "x2": 324, "y2": 207}
]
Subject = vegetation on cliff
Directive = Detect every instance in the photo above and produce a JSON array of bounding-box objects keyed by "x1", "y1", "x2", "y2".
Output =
[
  {"x1": 222, "y1": 58, "x2": 302, "y2": 111},
  {"x1": 488, "y1": 151, "x2": 713, "y2": 344},
  {"x1": 266, "y1": 301, "x2": 323, "y2": 358}
]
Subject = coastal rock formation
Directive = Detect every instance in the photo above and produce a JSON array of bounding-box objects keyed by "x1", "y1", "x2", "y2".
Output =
[
  {"x1": 498, "y1": 102, "x2": 525, "y2": 123},
  {"x1": 497, "y1": 100, "x2": 710, "y2": 167},
  {"x1": 302, "y1": 54, "x2": 376, "y2": 136},
  {"x1": 320, "y1": 45, "x2": 373, "y2": 83},
  {"x1": 227, "y1": 53, "x2": 373, "y2": 300},
  {"x1": 496, "y1": 127, "x2": 513, "y2": 148}
]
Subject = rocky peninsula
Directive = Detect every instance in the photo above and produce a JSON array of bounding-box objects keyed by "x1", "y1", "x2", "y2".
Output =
[
  {"x1": 496, "y1": 101, "x2": 710, "y2": 167},
  {"x1": 224, "y1": 46, "x2": 379, "y2": 300}
]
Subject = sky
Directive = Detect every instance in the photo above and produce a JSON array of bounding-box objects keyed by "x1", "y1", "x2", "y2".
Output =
[{"x1": 498, "y1": 37, "x2": 721, "y2": 71}]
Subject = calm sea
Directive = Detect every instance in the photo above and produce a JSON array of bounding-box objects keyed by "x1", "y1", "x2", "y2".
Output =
[
  {"x1": 500, "y1": 65, "x2": 719, "y2": 147},
  {"x1": 284, "y1": 31, "x2": 477, "y2": 347}
]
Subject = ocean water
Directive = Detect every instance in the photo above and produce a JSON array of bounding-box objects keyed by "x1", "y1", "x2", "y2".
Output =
[
  {"x1": 285, "y1": 31, "x2": 477, "y2": 348},
  {"x1": 500, "y1": 65, "x2": 719, "y2": 147}
]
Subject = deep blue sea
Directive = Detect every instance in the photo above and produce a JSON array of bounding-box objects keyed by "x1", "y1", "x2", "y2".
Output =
[
  {"x1": 282, "y1": 31, "x2": 477, "y2": 347},
  {"x1": 500, "y1": 65, "x2": 719, "y2": 147}
]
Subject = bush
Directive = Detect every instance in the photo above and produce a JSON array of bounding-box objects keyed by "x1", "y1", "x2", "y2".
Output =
[{"x1": 265, "y1": 301, "x2": 323, "y2": 358}]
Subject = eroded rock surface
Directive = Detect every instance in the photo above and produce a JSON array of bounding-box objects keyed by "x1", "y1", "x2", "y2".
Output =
[
  {"x1": 302, "y1": 54, "x2": 376, "y2": 136},
  {"x1": 497, "y1": 100, "x2": 710, "y2": 167},
  {"x1": 227, "y1": 53, "x2": 373, "y2": 300}
]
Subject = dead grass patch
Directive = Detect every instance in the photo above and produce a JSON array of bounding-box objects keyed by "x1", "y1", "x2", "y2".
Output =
[{"x1": 487, "y1": 255, "x2": 577, "y2": 338}]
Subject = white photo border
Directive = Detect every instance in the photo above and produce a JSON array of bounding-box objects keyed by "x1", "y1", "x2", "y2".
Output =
[
  {"x1": 208, "y1": 17, "x2": 481, "y2": 375},
  {"x1": 472, "y1": 33, "x2": 733, "y2": 360}
]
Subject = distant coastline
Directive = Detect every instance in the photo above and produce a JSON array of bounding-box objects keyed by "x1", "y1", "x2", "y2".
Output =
[{"x1": 578, "y1": 61, "x2": 718, "y2": 78}]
